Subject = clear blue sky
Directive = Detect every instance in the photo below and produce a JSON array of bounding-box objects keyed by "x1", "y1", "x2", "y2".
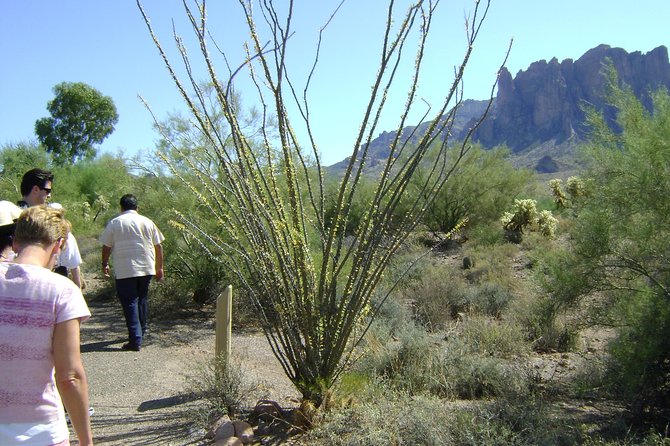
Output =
[{"x1": 1, "y1": 1, "x2": 669, "y2": 166}]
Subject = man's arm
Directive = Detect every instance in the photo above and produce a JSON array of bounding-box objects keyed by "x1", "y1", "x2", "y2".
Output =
[
  {"x1": 154, "y1": 243, "x2": 164, "y2": 281},
  {"x1": 54, "y1": 318, "x2": 93, "y2": 446},
  {"x1": 101, "y1": 245, "x2": 112, "y2": 278}
]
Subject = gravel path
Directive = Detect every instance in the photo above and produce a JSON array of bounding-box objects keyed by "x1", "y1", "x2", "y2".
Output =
[{"x1": 77, "y1": 287, "x2": 299, "y2": 445}]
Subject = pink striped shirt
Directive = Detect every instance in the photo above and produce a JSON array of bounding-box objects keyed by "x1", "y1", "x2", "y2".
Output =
[{"x1": 0, "y1": 263, "x2": 90, "y2": 444}]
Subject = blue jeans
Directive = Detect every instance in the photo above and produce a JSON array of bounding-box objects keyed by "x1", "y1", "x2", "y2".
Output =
[{"x1": 116, "y1": 275, "x2": 153, "y2": 347}]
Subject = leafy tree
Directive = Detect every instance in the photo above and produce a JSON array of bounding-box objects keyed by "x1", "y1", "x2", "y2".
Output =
[
  {"x1": 50, "y1": 155, "x2": 133, "y2": 231},
  {"x1": 416, "y1": 145, "x2": 532, "y2": 235},
  {"x1": 35, "y1": 82, "x2": 119, "y2": 165},
  {"x1": 139, "y1": 0, "x2": 503, "y2": 407},
  {"x1": 542, "y1": 77, "x2": 670, "y2": 422}
]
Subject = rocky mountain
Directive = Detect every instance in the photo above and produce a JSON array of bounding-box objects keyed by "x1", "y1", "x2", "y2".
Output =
[{"x1": 328, "y1": 45, "x2": 670, "y2": 174}]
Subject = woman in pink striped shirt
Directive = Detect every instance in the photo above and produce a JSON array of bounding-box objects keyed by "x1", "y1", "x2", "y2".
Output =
[{"x1": 0, "y1": 206, "x2": 93, "y2": 446}]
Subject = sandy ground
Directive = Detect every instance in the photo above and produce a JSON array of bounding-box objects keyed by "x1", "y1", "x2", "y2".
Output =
[{"x1": 76, "y1": 285, "x2": 299, "y2": 445}]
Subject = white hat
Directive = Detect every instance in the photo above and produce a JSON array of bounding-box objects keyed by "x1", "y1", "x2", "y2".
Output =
[{"x1": 0, "y1": 201, "x2": 22, "y2": 235}]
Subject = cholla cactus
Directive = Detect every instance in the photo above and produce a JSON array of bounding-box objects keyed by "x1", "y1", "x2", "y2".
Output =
[
  {"x1": 91, "y1": 194, "x2": 110, "y2": 222},
  {"x1": 548, "y1": 179, "x2": 567, "y2": 209},
  {"x1": 566, "y1": 176, "x2": 586, "y2": 201},
  {"x1": 501, "y1": 199, "x2": 557, "y2": 241},
  {"x1": 81, "y1": 201, "x2": 91, "y2": 221},
  {"x1": 536, "y1": 210, "x2": 558, "y2": 238},
  {"x1": 502, "y1": 199, "x2": 537, "y2": 233}
]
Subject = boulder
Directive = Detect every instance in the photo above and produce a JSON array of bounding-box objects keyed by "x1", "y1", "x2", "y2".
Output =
[
  {"x1": 233, "y1": 420, "x2": 254, "y2": 444},
  {"x1": 206, "y1": 415, "x2": 232, "y2": 439},
  {"x1": 213, "y1": 437, "x2": 243, "y2": 446},
  {"x1": 213, "y1": 419, "x2": 235, "y2": 442}
]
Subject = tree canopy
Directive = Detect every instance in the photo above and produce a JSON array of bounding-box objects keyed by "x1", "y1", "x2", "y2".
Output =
[
  {"x1": 35, "y1": 82, "x2": 119, "y2": 165},
  {"x1": 541, "y1": 76, "x2": 670, "y2": 421}
]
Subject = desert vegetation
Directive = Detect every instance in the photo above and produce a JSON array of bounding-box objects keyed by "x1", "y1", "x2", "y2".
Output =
[{"x1": 2, "y1": 1, "x2": 670, "y2": 444}]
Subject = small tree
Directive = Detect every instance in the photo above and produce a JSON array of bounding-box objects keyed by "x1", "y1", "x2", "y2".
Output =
[
  {"x1": 139, "y1": 0, "x2": 504, "y2": 407},
  {"x1": 417, "y1": 145, "x2": 532, "y2": 235},
  {"x1": 539, "y1": 70, "x2": 670, "y2": 422},
  {"x1": 35, "y1": 82, "x2": 119, "y2": 165}
]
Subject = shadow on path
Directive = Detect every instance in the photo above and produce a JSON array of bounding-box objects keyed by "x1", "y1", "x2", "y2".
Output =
[
  {"x1": 137, "y1": 392, "x2": 202, "y2": 412},
  {"x1": 81, "y1": 338, "x2": 127, "y2": 353},
  {"x1": 89, "y1": 408, "x2": 205, "y2": 446}
]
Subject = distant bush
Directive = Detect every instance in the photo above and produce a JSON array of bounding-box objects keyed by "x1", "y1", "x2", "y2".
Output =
[{"x1": 415, "y1": 146, "x2": 533, "y2": 235}]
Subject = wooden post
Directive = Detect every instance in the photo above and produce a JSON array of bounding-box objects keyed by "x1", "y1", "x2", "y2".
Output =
[{"x1": 215, "y1": 285, "x2": 232, "y2": 373}]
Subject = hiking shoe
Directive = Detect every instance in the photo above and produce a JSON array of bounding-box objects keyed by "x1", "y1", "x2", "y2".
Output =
[{"x1": 121, "y1": 342, "x2": 141, "y2": 352}]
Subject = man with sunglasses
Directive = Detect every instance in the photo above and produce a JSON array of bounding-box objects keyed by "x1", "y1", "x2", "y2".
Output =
[
  {"x1": 18, "y1": 168, "x2": 84, "y2": 289},
  {"x1": 18, "y1": 168, "x2": 53, "y2": 208}
]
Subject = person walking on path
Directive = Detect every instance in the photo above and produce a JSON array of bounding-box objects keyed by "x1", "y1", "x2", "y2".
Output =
[
  {"x1": 0, "y1": 205, "x2": 93, "y2": 446},
  {"x1": 17, "y1": 168, "x2": 84, "y2": 289},
  {"x1": 100, "y1": 194, "x2": 164, "y2": 352}
]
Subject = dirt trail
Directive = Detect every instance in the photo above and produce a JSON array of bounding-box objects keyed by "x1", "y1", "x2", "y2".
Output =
[{"x1": 78, "y1": 288, "x2": 299, "y2": 445}]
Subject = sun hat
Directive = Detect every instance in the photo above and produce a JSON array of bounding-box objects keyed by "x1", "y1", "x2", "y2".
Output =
[{"x1": 0, "y1": 200, "x2": 22, "y2": 236}]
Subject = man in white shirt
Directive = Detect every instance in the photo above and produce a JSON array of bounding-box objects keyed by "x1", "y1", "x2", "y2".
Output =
[{"x1": 100, "y1": 194, "x2": 164, "y2": 352}]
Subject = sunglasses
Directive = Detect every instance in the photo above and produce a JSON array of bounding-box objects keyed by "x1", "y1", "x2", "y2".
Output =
[{"x1": 40, "y1": 186, "x2": 52, "y2": 194}]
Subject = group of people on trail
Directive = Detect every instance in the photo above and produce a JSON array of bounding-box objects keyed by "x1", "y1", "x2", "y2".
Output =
[{"x1": 0, "y1": 168, "x2": 165, "y2": 445}]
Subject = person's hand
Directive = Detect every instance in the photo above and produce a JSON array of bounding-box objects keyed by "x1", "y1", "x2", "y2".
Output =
[
  {"x1": 102, "y1": 264, "x2": 110, "y2": 278},
  {"x1": 155, "y1": 267, "x2": 164, "y2": 282}
]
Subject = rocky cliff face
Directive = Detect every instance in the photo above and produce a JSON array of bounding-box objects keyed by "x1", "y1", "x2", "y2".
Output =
[
  {"x1": 471, "y1": 45, "x2": 670, "y2": 152},
  {"x1": 328, "y1": 45, "x2": 670, "y2": 174}
]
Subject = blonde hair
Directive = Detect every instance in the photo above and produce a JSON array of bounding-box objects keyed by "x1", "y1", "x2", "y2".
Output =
[{"x1": 14, "y1": 206, "x2": 70, "y2": 248}]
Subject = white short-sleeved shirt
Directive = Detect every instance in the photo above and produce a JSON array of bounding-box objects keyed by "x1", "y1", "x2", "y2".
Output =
[
  {"x1": 99, "y1": 210, "x2": 165, "y2": 280},
  {"x1": 57, "y1": 232, "x2": 82, "y2": 269},
  {"x1": 0, "y1": 263, "x2": 90, "y2": 445}
]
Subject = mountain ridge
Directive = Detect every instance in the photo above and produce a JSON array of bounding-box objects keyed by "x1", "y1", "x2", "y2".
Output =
[{"x1": 328, "y1": 44, "x2": 670, "y2": 174}]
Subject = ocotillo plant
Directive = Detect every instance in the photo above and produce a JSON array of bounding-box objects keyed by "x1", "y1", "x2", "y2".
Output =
[{"x1": 138, "y1": 0, "x2": 505, "y2": 406}]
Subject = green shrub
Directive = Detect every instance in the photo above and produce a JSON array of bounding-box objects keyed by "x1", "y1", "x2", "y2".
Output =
[
  {"x1": 607, "y1": 290, "x2": 670, "y2": 424},
  {"x1": 459, "y1": 316, "x2": 530, "y2": 359},
  {"x1": 308, "y1": 390, "x2": 455, "y2": 446},
  {"x1": 463, "y1": 282, "x2": 515, "y2": 319},
  {"x1": 405, "y1": 259, "x2": 516, "y2": 330},
  {"x1": 308, "y1": 384, "x2": 572, "y2": 446},
  {"x1": 469, "y1": 221, "x2": 507, "y2": 247},
  {"x1": 186, "y1": 356, "x2": 258, "y2": 425},
  {"x1": 360, "y1": 323, "x2": 445, "y2": 396},
  {"x1": 518, "y1": 295, "x2": 579, "y2": 353},
  {"x1": 404, "y1": 263, "x2": 469, "y2": 329}
]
